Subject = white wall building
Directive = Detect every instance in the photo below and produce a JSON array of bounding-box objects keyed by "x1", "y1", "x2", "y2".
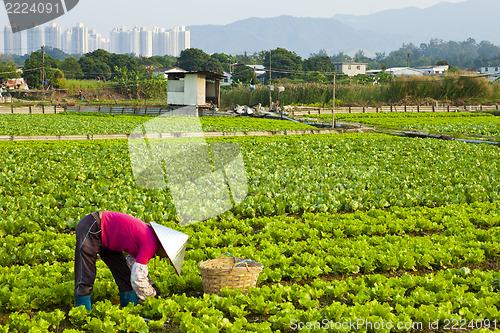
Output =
[
  {"x1": 415, "y1": 65, "x2": 449, "y2": 74},
  {"x1": 333, "y1": 62, "x2": 368, "y2": 76},
  {"x1": 480, "y1": 66, "x2": 500, "y2": 75},
  {"x1": 480, "y1": 66, "x2": 500, "y2": 81}
]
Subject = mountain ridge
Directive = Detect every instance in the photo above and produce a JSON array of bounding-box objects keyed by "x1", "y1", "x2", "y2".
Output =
[{"x1": 187, "y1": 0, "x2": 498, "y2": 58}]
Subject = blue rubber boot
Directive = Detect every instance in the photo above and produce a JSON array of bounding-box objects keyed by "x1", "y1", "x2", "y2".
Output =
[
  {"x1": 75, "y1": 295, "x2": 92, "y2": 311},
  {"x1": 120, "y1": 290, "x2": 139, "y2": 308}
]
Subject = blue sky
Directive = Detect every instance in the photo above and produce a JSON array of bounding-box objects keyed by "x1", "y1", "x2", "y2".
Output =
[{"x1": 1, "y1": 0, "x2": 466, "y2": 34}]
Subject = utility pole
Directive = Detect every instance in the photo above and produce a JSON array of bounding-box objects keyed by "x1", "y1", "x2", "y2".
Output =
[
  {"x1": 269, "y1": 49, "x2": 272, "y2": 109},
  {"x1": 332, "y1": 74, "x2": 336, "y2": 128},
  {"x1": 41, "y1": 45, "x2": 45, "y2": 90}
]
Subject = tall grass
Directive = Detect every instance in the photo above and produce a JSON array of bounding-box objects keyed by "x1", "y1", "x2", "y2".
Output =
[
  {"x1": 222, "y1": 83, "x2": 392, "y2": 107},
  {"x1": 387, "y1": 75, "x2": 489, "y2": 104},
  {"x1": 221, "y1": 76, "x2": 497, "y2": 108},
  {"x1": 60, "y1": 79, "x2": 113, "y2": 94}
]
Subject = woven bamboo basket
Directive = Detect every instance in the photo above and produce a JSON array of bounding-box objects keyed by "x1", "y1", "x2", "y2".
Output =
[{"x1": 199, "y1": 254, "x2": 263, "y2": 296}]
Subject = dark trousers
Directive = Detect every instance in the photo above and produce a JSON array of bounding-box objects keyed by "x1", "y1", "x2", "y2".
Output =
[{"x1": 74, "y1": 213, "x2": 133, "y2": 297}]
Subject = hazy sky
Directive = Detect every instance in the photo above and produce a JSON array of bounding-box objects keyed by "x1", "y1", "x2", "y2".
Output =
[{"x1": 1, "y1": 0, "x2": 466, "y2": 33}]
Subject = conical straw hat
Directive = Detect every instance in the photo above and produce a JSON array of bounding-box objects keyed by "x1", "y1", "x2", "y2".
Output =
[{"x1": 149, "y1": 222, "x2": 189, "y2": 276}]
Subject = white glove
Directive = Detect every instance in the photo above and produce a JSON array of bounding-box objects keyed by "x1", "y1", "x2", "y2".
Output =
[
  {"x1": 130, "y1": 262, "x2": 156, "y2": 301},
  {"x1": 126, "y1": 254, "x2": 155, "y2": 284}
]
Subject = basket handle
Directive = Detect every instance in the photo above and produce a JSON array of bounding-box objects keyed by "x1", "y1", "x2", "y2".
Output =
[{"x1": 219, "y1": 252, "x2": 253, "y2": 271}]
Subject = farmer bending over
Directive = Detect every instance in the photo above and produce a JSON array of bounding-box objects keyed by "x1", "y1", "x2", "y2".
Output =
[{"x1": 74, "y1": 211, "x2": 188, "y2": 310}]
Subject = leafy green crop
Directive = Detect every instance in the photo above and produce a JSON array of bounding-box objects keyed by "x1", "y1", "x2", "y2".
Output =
[
  {"x1": 0, "y1": 133, "x2": 499, "y2": 331},
  {"x1": 307, "y1": 112, "x2": 500, "y2": 138},
  {"x1": 0, "y1": 114, "x2": 315, "y2": 136}
]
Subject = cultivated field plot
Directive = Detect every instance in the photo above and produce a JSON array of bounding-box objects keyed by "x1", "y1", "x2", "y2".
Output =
[
  {"x1": 327, "y1": 112, "x2": 500, "y2": 139},
  {"x1": 0, "y1": 133, "x2": 499, "y2": 332},
  {"x1": 0, "y1": 113, "x2": 316, "y2": 136},
  {"x1": 304, "y1": 112, "x2": 500, "y2": 139}
]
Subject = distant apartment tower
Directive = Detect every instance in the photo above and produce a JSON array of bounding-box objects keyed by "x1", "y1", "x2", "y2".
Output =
[
  {"x1": 152, "y1": 27, "x2": 169, "y2": 56},
  {"x1": 110, "y1": 26, "x2": 129, "y2": 54},
  {"x1": 169, "y1": 26, "x2": 190, "y2": 57},
  {"x1": 4, "y1": 25, "x2": 22, "y2": 55},
  {"x1": 61, "y1": 29, "x2": 73, "y2": 54},
  {"x1": 128, "y1": 26, "x2": 141, "y2": 56},
  {"x1": 27, "y1": 26, "x2": 43, "y2": 54},
  {"x1": 140, "y1": 27, "x2": 153, "y2": 58},
  {"x1": 45, "y1": 23, "x2": 62, "y2": 50},
  {"x1": 110, "y1": 26, "x2": 189, "y2": 57},
  {"x1": 179, "y1": 26, "x2": 190, "y2": 54},
  {"x1": 110, "y1": 28, "x2": 120, "y2": 53},
  {"x1": 88, "y1": 28, "x2": 109, "y2": 52},
  {"x1": 71, "y1": 23, "x2": 89, "y2": 54}
]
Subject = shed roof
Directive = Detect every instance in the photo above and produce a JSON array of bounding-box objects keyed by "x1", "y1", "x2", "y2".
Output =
[{"x1": 166, "y1": 69, "x2": 225, "y2": 80}]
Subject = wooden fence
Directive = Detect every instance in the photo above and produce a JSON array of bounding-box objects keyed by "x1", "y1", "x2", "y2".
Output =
[
  {"x1": 0, "y1": 104, "x2": 499, "y2": 116},
  {"x1": 291, "y1": 104, "x2": 500, "y2": 116},
  {"x1": 0, "y1": 104, "x2": 221, "y2": 116},
  {"x1": 0, "y1": 105, "x2": 64, "y2": 114}
]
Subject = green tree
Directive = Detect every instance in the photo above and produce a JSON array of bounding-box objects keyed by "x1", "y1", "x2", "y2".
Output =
[
  {"x1": 177, "y1": 48, "x2": 210, "y2": 71},
  {"x1": 210, "y1": 53, "x2": 234, "y2": 72},
  {"x1": 375, "y1": 72, "x2": 393, "y2": 84},
  {"x1": 113, "y1": 66, "x2": 167, "y2": 99},
  {"x1": 79, "y1": 57, "x2": 112, "y2": 80},
  {"x1": 137, "y1": 55, "x2": 176, "y2": 69},
  {"x1": 0, "y1": 60, "x2": 21, "y2": 80},
  {"x1": 78, "y1": 50, "x2": 137, "y2": 80},
  {"x1": 205, "y1": 57, "x2": 224, "y2": 74},
  {"x1": 231, "y1": 65, "x2": 254, "y2": 85},
  {"x1": 331, "y1": 52, "x2": 353, "y2": 63},
  {"x1": 303, "y1": 55, "x2": 336, "y2": 73},
  {"x1": 251, "y1": 51, "x2": 267, "y2": 65},
  {"x1": 264, "y1": 48, "x2": 303, "y2": 81},
  {"x1": 59, "y1": 57, "x2": 83, "y2": 79},
  {"x1": 177, "y1": 48, "x2": 224, "y2": 74},
  {"x1": 23, "y1": 52, "x2": 62, "y2": 89}
]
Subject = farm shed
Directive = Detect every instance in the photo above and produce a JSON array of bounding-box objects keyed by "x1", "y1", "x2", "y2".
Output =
[
  {"x1": 386, "y1": 67, "x2": 425, "y2": 77},
  {"x1": 415, "y1": 65, "x2": 449, "y2": 75},
  {"x1": 166, "y1": 69, "x2": 224, "y2": 108},
  {"x1": 153, "y1": 67, "x2": 187, "y2": 79}
]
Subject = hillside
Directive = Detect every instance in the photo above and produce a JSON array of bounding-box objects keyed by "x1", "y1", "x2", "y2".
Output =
[{"x1": 187, "y1": 0, "x2": 499, "y2": 57}]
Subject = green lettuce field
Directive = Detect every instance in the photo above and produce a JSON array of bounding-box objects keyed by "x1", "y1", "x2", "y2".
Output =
[{"x1": 0, "y1": 114, "x2": 499, "y2": 332}]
